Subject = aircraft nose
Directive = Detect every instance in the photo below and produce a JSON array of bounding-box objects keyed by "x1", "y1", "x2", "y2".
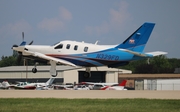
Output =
[{"x1": 12, "y1": 44, "x2": 18, "y2": 49}]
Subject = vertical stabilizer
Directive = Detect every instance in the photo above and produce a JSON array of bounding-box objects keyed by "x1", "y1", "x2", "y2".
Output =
[
  {"x1": 119, "y1": 80, "x2": 127, "y2": 86},
  {"x1": 45, "y1": 77, "x2": 55, "y2": 85},
  {"x1": 115, "y1": 23, "x2": 155, "y2": 52}
]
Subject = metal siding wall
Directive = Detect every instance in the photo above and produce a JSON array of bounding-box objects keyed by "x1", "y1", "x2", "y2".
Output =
[
  {"x1": 135, "y1": 80, "x2": 144, "y2": 90},
  {"x1": 64, "y1": 70, "x2": 78, "y2": 84},
  {"x1": 157, "y1": 79, "x2": 180, "y2": 90},
  {"x1": 106, "y1": 71, "x2": 118, "y2": 83},
  {"x1": 146, "y1": 79, "x2": 157, "y2": 90}
]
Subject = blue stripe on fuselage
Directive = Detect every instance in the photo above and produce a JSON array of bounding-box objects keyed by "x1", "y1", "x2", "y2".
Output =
[{"x1": 48, "y1": 47, "x2": 137, "y2": 66}]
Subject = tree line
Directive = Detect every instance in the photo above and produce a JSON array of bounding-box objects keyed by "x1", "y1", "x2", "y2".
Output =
[
  {"x1": 0, "y1": 54, "x2": 180, "y2": 74},
  {"x1": 119, "y1": 55, "x2": 180, "y2": 73}
]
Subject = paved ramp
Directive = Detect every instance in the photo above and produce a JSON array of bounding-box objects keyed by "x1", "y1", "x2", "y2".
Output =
[{"x1": 0, "y1": 90, "x2": 180, "y2": 99}]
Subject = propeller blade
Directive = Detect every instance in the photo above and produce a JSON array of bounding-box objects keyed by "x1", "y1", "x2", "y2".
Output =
[
  {"x1": 22, "y1": 32, "x2": 24, "y2": 41},
  {"x1": 29, "y1": 40, "x2": 33, "y2": 45}
]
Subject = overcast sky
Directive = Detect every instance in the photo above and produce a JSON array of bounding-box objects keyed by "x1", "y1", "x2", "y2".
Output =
[{"x1": 0, "y1": 0, "x2": 180, "y2": 58}]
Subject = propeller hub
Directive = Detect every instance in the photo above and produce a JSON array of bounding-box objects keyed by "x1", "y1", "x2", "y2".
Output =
[{"x1": 12, "y1": 44, "x2": 18, "y2": 49}]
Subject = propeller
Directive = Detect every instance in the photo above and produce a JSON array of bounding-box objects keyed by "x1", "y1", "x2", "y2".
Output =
[
  {"x1": 29, "y1": 40, "x2": 33, "y2": 45},
  {"x1": 12, "y1": 32, "x2": 34, "y2": 65}
]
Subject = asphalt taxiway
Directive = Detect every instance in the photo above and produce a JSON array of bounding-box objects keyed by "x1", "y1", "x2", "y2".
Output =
[{"x1": 0, "y1": 90, "x2": 180, "y2": 99}]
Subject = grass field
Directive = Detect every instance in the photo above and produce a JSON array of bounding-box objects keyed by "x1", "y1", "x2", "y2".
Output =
[{"x1": 0, "y1": 98, "x2": 180, "y2": 112}]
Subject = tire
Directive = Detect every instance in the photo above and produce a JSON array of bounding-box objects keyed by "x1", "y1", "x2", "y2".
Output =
[
  {"x1": 51, "y1": 72, "x2": 58, "y2": 77},
  {"x1": 84, "y1": 72, "x2": 91, "y2": 78},
  {"x1": 32, "y1": 68, "x2": 37, "y2": 73}
]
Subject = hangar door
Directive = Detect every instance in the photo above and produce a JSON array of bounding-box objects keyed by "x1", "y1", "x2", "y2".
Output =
[{"x1": 78, "y1": 71, "x2": 106, "y2": 83}]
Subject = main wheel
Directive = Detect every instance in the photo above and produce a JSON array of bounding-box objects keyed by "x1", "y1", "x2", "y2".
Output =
[
  {"x1": 51, "y1": 72, "x2": 58, "y2": 77},
  {"x1": 32, "y1": 68, "x2": 37, "y2": 73},
  {"x1": 84, "y1": 72, "x2": 91, "y2": 78}
]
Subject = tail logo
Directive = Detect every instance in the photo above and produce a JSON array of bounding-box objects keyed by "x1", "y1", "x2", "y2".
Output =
[{"x1": 129, "y1": 39, "x2": 135, "y2": 44}]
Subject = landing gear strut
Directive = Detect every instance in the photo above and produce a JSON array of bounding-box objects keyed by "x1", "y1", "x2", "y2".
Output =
[
  {"x1": 32, "y1": 62, "x2": 38, "y2": 73},
  {"x1": 50, "y1": 60, "x2": 58, "y2": 77},
  {"x1": 84, "y1": 67, "x2": 91, "y2": 78}
]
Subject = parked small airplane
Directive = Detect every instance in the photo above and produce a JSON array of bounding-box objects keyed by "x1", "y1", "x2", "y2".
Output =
[
  {"x1": 80, "y1": 82, "x2": 119, "y2": 90},
  {"x1": 35, "y1": 77, "x2": 56, "y2": 90},
  {"x1": 0, "y1": 80, "x2": 14, "y2": 89},
  {"x1": 14, "y1": 82, "x2": 37, "y2": 90},
  {"x1": 12, "y1": 22, "x2": 167, "y2": 77},
  {"x1": 100, "y1": 80, "x2": 127, "y2": 90}
]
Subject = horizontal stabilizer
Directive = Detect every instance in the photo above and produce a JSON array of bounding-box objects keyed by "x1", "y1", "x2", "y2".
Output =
[
  {"x1": 119, "y1": 49, "x2": 152, "y2": 57},
  {"x1": 119, "y1": 49, "x2": 167, "y2": 57},
  {"x1": 145, "y1": 51, "x2": 168, "y2": 56}
]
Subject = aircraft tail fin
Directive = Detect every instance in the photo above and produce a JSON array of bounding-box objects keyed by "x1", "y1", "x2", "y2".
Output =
[
  {"x1": 119, "y1": 80, "x2": 127, "y2": 86},
  {"x1": 115, "y1": 23, "x2": 155, "y2": 52},
  {"x1": 2, "y1": 81, "x2": 10, "y2": 87},
  {"x1": 45, "y1": 77, "x2": 55, "y2": 86}
]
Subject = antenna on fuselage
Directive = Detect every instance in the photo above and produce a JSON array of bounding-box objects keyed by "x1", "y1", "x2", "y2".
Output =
[{"x1": 95, "y1": 41, "x2": 98, "y2": 45}]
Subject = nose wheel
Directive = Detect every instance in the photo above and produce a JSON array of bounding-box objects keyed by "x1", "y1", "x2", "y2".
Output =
[
  {"x1": 32, "y1": 62, "x2": 38, "y2": 73},
  {"x1": 32, "y1": 68, "x2": 37, "y2": 73}
]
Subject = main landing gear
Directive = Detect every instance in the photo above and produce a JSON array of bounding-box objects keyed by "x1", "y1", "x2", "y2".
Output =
[
  {"x1": 32, "y1": 62, "x2": 38, "y2": 73},
  {"x1": 84, "y1": 67, "x2": 91, "y2": 78},
  {"x1": 31, "y1": 61, "x2": 58, "y2": 77},
  {"x1": 50, "y1": 60, "x2": 58, "y2": 77}
]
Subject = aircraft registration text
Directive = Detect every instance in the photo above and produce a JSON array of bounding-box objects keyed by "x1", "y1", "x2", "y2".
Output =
[{"x1": 96, "y1": 54, "x2": 119, "y2": 60}]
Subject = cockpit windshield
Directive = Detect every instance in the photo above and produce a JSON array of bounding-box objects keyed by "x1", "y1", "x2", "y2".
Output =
[{"x1": 52, "y1": 42, "x2": 60, "y2": 46}]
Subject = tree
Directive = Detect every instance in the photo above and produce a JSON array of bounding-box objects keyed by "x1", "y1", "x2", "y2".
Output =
[
  {"x1": 0, "y1": 56, "x2": 16, "y2": 67},
  {"x1": 119, "y1": 55, "x2": 175, "y2": 73},
  {"x1": 150, "y1": 55, "x2": 172, "y2": 73}
]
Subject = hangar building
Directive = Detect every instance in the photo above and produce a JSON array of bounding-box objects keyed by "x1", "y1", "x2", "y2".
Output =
[{"x1": 0, "y1": 66, "x2": 132, "y2": 84}]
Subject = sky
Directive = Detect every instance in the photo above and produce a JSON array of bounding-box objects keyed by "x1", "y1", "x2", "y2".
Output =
[{"x1": 0, "y1": 0, "x2": 180, "y2": 58}]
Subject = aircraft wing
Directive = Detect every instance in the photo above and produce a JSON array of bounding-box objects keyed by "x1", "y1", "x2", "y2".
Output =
[{"x1": 23, "y1": 50, "x2": 77, "y2": 67}]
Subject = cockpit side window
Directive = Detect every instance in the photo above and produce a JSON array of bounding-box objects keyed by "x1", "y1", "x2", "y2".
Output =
[
  {"x1": 84, "y1": 47, "x2": 88, "y2": 52},
  {"x1": 66, "y1": 44, "x2": 71, "y2": 49},
  {"x1": 74, "y1": 45, "x2": 78, "y2": 50},
  {"x1": 55, "y1": 44, "x2": 63, "y2": 49}
]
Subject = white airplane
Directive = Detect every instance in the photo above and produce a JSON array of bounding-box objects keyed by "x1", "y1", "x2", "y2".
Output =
[
  {"x1": 0, "y1": 80, "x2": 14, "y2": 89},
  {"x1": 80, "y1": 82, "x2": 119, "y2": 90},
  {"x1": 100, "y1": 80, "x2": 127, "y2": 90},
  {"x1": 35, "y1": 77, "x2": 56, "y2": 90},
  {"x1": 14, "y1": 82, "x2": 37, "y2": 89},
  {"x1": 73, "y1": 85, "x2": 90, "y2": 90},
  {"x1": 12, "y1": 22, "x2": 167, "y2": 77}
]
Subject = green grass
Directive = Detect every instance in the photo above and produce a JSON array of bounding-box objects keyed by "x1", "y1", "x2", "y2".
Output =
[{"x1": 0, "y1": 98, "x2": 180, "y2": 112}]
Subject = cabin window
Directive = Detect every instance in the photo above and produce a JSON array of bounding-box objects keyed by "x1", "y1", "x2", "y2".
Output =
[
  {"x1": 74, "y1": 45, "x2": 78, "y2": 50},
  {"x1": 66, "y1": 44, "x2": 71, "y2": 49},
  {"x1": 84, "y1": 47, "x2": 88, "y2": 52},
  {"x1": 55, "y1": 44, "x2": 63, "y2": 49}
]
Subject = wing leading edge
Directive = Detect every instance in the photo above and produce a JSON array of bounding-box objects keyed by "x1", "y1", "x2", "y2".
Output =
[{"x1": 23, "y1": 50, "x2": 77, "y2": 67}]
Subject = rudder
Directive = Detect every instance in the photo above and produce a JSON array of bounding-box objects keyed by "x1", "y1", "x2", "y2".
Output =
[{"x1": 115, "y1": 23, "x2": 155, "y2": 52}]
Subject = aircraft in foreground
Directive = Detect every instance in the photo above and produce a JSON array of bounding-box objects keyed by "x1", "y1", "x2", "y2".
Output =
[
  {"x1": 12, "y1": 22, "x2": 167, "y2": 77},
  {"x1": 100, "y1": 80, "x2": 127, "y2": 90}
]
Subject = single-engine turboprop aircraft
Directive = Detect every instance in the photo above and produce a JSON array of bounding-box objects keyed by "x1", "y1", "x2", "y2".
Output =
[{"x1": 12, "y1": 22, "x2": 167, "y2": 77}]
